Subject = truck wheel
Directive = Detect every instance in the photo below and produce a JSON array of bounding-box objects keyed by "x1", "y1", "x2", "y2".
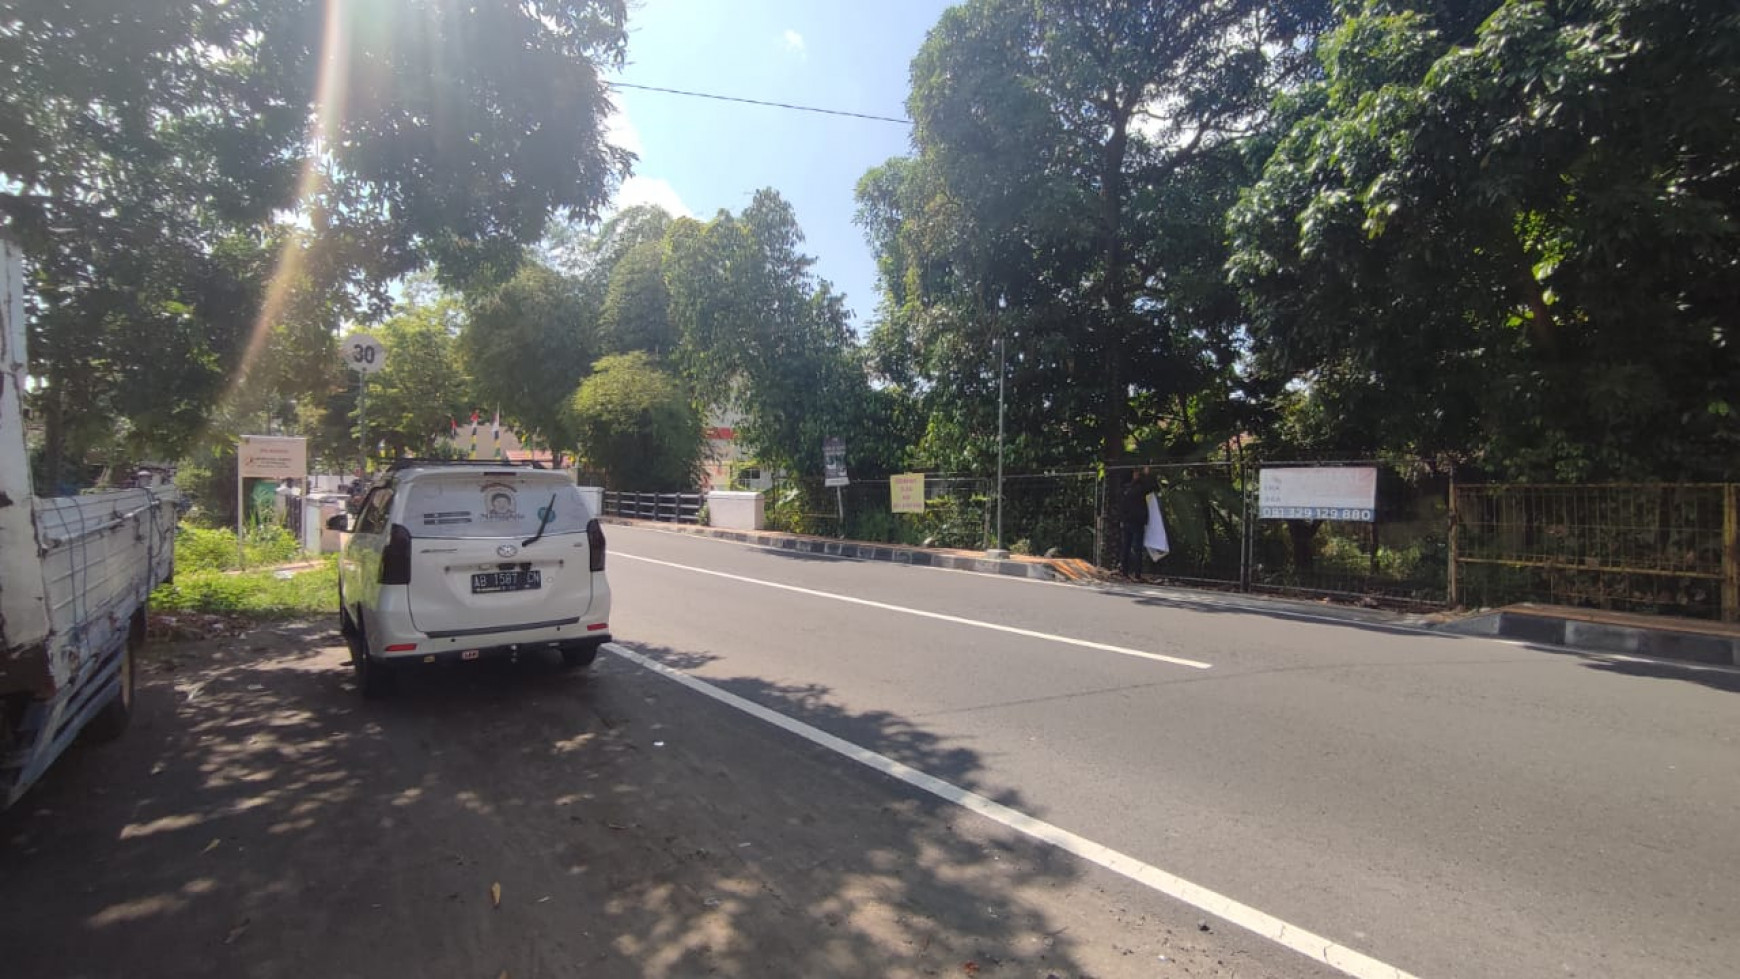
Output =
[
  {"x1": 560, "y1": 640, "x2": 603, "y2": 670},
  {"x1": 350, "y1": 624, "x2": 395, "y2": 699},
  {"x1": 87, "y1": 609, "x2": 145, "y2": 742}
]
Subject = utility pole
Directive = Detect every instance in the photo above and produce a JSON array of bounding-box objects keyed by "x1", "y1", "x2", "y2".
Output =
[
  {"x1": 988, "y1": 335, "x2": 1009, "y2": 559},
  {"x1": 358, "y1": 371, "x2": 367, "y2": 470},
  {"x1": 344, "y1": 333, "x2": 385, "y2": 471}
]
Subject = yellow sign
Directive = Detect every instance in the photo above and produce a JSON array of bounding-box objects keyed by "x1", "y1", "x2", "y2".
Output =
[{"x1": 890, "y1": 473, "x2": 925, "y2": 514}]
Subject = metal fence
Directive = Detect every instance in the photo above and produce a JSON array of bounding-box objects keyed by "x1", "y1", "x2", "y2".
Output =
[
  {"x1": 1097, "y1": 461, "x2": 1450, "y2": 604},
  {"x1": 1101, "y1": 462, "x2": 1246, "y2": 588},
  {"x1": 601, "y1": 491, "x2": 704, "y2": 524},
  {"x1": 753, "y1": 462, "x2": 1449, "y2": 601},
  {"x1": 754, "y1": 471, "x2": 1103, "y2": 558},
  {"x1": 1452, "y1": 483, "x2": 1739, "y2": 621}
]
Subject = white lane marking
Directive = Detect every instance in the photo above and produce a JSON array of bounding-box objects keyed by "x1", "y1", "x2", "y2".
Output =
[
  {"x1": 605, "y1": 641, "x2": 1418, "y2": 979},
  {"x1": 616, "y1": 526, "x2": 1740, "y2": 678},
  {"x1": 614, "y1": 551, "x2": 1212, "y2": 670}
]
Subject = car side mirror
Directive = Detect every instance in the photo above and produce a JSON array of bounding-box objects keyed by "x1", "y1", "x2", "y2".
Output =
[{"x1": 326, "y1": 514, "x2": 350, "y2": 531}]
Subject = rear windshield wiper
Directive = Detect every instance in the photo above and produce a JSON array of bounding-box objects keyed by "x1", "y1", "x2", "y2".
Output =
[{"x1": 522, "y1": 493, "x2": 557, "y2": 548}]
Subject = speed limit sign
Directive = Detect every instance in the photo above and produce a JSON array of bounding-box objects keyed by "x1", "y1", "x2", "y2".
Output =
[{"x1": 344, "y1": 333, "x2": 386, "y2": 374}]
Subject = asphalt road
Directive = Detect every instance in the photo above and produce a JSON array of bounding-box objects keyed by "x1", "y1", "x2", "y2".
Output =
[{"x1": 604, "y1": 525, "x2": 1740, "y2": 979}]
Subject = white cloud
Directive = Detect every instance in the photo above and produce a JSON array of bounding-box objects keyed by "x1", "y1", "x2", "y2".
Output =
[
  {"x1": 600, "y1": 100, "x2": 690, "y2": 218},
  {"x1": 782, "y1": 29, "x2": 806, "y2": 57},
  {"x1": 604, "y1": 105, "x2": 643, "y2": 155},
  {"x1": 614, "y1": 175, "x2": 692, "y2": 219}
]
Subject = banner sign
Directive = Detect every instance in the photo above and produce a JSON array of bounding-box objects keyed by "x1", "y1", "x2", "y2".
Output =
[
  {"x1": 823, "y1": 437, "x2": 849, "y2": 488},
  {"x1": 239, "y1": 436, "x2": 308, "y2": 479},
  {"x1": 890, "y1": 473, "x2": 925, "y2": 513},
  {"x1": 1258, "y1": 466, "x2": 1377, "y2": 522}
]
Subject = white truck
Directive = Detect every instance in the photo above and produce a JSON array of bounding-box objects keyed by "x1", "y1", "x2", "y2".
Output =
[{"x1": 0, "y1": 233, "x2": 177, "y2": 807}]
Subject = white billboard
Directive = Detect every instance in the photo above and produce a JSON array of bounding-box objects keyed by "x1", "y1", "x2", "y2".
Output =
[
  {"x1": 823, "y1": 437, "x2": 849, "y2": 488},
  {"x1": 239, "y1": 436, "x2": 308, "y2": 479},
  {"x1": 1258, "y1": 466, "x2": 1377, "y2": 522}
]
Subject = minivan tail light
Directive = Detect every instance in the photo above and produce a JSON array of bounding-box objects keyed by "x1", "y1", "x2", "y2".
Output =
[
  {"x1": 381, "y1": 523, "x2": 413, "y2": 584},
  {"x1": 587, "y1": 518, "x2": 606, "y2": 572}
]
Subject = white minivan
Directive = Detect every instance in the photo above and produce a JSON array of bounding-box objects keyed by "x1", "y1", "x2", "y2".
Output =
[{"x1": 331, "y1": 461, "x2": 611, "y2": 696}]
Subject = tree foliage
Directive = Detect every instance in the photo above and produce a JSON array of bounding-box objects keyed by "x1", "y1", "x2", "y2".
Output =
[
  {"x1": 4, "y1": 0, "x2": 629, "y2": 479},
  {"x1": 665, "y1": 190, "x2": 904, "y2": 479},
  {"x1": 599, "y1": 239, "x2": 678, "y2": 356},
  {"x1": 1229, "y1": 0, "x2": 1740, "y2": 479},
  {"x1": 354, "y1": 302, "x2": 472, "y2": 460},
  {"x1": 459, "y1": 264, "x2": 596, "y2": 461},
  {"x1": 858, "y1": 0, "x2": 1326, "y2": 474},
  {"x1": 567, "y1": 352, "x2": 702, "y2": 491},
  {"x1": 857, "y1": 0, "x2": 1736, "y2": 482}
]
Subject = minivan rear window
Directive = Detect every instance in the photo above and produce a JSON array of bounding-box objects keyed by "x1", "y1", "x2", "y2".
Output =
[{"x1": 402, "y1": 475, "x2": 594, "y2": 539}]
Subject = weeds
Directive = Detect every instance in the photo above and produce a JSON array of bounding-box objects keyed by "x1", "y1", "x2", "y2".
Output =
[{"x1": 175, "y1": 523, "x2": 303, "y2": 572}]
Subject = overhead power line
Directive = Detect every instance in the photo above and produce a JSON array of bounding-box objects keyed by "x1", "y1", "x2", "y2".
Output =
[{"x1": 607, "y1": 81, "x2": 912, "y2": 126}]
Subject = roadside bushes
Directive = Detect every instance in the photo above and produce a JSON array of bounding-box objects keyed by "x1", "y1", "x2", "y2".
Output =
[{"x1": 175, "y1": 524, "x2": 301, "y2": 572}]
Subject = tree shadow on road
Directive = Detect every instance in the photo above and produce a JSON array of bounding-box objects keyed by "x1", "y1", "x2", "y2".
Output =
[
  {"x1": 1547, "y1": 646, "x2": 1740, "y2": 695},
  {"x1": 0, "y1": 625, "x2": 1120, "y2": 979},
  {"x1": 630, "y1": 645, "x2": 996, "y2": 793}
]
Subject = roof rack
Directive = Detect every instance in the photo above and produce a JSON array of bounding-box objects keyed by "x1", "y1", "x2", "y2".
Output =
[{"x1": 384, "y1": 458, "x2": 538, "y2": 472}]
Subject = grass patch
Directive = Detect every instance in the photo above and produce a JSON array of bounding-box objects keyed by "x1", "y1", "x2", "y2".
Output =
[
  {"x1": 152, "y1": 557, "x2": 337, "y2": 620},
  {"x1": 175, "y1": 523, "x2": 304, "y2": 572}
]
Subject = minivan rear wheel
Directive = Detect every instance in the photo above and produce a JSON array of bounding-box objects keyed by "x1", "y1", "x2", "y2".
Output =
[
  {"x1": 560, "y1": 640, "x2": 603, "y2": 670},
  {"x1": 338, "y1": 590, "x2": 357, "y2": 638},
  {"x1": 349, "y1": 623, "x2": 395, "y2": 698}
]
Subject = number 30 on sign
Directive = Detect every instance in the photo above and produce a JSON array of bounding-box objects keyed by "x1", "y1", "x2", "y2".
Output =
[{"x1": 344, "y1": 334, "x2": 386, "y2": 374}]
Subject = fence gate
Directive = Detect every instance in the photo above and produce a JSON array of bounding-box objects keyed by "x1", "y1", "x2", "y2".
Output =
[{"x1": 601, "y1": 491, "x2": 704, "y2": 525}]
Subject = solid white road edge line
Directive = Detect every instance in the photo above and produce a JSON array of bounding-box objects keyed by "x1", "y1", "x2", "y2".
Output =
[
  {"x1": 614, "y1": 551, "x2": 1212, "y2": 670},
  {"x1": 604, "y1": 641, "x2": 1419, "y2": 979}
]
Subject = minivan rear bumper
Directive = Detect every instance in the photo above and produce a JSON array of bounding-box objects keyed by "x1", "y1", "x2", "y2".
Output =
[
  {"x1": 366, "y1": 581, "x2": 611, "y2": 661},
  {"x1": 391, "y1": 634, "x2": 612, "y2": 666}
]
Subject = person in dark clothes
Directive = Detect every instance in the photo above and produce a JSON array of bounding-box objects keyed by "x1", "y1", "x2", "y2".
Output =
[{"x1": 1120, "y1": 468, "x2": 1156, "y2": 580}]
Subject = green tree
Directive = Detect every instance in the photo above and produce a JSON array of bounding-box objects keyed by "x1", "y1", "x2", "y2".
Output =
[
  {"x1": 459, "y1": 264, "x2": 596, "y2": 464},
  {"x1": 354, "y1": 301, "x2": 472, "y2": 459},
  {"x1": 4, "y1": 0, "x2": 630, "y2": 479},
  {"x1": 859, "y1": 0, "x2": 1325, "y2": 474},
  {"x1": 541, "y1": 205, "x2": 674, "y2": 284},
  {"x1": 599, "y1": 239, "x2": 678, "y2": 356},
  {"x1": 568, "y1": 352, "x2": 703, "y2": 491},
  {"x1": 665, "y1": 190, "x2": 904, "y2": 479},
  {"x1": 1229, "y1": 0, "x2": 1740, "y2": 479}
]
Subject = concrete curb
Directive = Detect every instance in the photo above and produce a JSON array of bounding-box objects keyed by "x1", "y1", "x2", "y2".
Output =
[
  {"x1": 601, "y1": 518, "x2": 1060, "y2": 581},
  {"x1": 1441, "y1": 607, "x2": 1740, "y2": 666}
]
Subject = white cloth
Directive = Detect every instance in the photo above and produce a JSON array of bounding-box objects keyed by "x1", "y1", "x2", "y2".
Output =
[{"x1": 1143, "y1": 493, "x2": 1170, "y2": 560}]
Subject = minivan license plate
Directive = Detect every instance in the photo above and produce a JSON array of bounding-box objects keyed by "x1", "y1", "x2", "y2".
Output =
[{"x1": 471, "y1": 570, "x2": 541, "y2": 594}]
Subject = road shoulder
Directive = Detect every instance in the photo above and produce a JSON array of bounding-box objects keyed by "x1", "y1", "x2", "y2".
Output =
[{"x1": 0, "y1": 623, "x2": 1330, "y2": 979}]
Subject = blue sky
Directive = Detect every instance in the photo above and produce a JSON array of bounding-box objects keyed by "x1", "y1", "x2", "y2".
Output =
[{"x1": 603, "y1": 0, "x2": 955, "y2": 329}]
